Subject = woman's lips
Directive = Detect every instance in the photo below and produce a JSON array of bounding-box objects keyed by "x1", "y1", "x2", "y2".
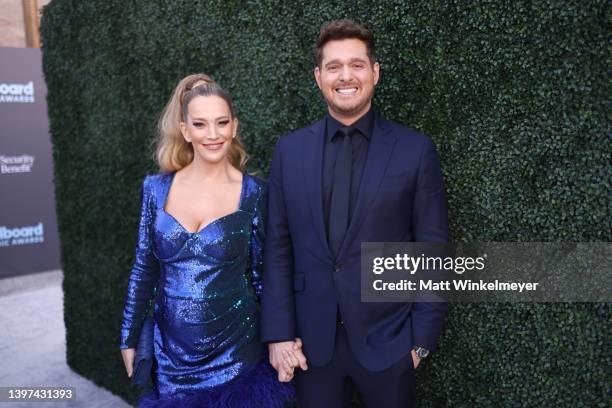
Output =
[{"x1": 203, "y1": 142, "x2": 224, "y2": 151}]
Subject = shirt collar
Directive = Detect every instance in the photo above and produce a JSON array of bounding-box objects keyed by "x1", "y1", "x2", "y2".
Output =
[{"x1": 326, "y1": 107, "x2": 374, "y2": 142}]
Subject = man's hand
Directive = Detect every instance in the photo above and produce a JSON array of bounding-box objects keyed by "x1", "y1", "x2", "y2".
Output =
[
  {"x1": 268, "y1": 338, "x2": 308, "y2": 382},
  {"x1": 411, "y1": 349, "x2": 421, "y2": 369}
]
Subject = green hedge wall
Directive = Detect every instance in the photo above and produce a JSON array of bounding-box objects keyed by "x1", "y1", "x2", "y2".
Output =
[{"x1": 41, "y1": 1, "x2": 610, "y2": 406}]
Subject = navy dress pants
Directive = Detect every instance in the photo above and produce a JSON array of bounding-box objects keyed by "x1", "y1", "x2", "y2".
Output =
[{"x1": 295, "y1": 322, "x2": 416, "y2": 408}]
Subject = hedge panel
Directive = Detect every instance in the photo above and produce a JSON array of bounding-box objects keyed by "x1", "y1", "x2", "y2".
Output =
[{"x1": 41, "y1": 1, "x2": 610, "y2": 406}]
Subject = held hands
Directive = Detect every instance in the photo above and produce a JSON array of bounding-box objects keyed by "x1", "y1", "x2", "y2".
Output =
[
  {"x1": 121, "y1": 348, "x2": 136, "y2": 378},
  {"x1": 268, "y1": 338, "x2": 308, "y2": 382}
]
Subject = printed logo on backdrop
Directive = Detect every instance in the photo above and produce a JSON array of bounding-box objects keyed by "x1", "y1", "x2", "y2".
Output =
[
  {"x1": 0, "y1": 154, "x2": 35, "y2": 174},
  {"x1": 0, "y1": 81, "x2": 35, "y2": 103},
  {"x1": 0, "y1": 223, "x2": 45, "y2": 247}
]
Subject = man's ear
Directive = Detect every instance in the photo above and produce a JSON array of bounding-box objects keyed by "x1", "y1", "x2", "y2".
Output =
[
  {"x1": 373, "y1": 62, "x2": 380, "y2": 86},
  {"x1": 314, "y1": 66, "x2": 322, "y2": 90}
]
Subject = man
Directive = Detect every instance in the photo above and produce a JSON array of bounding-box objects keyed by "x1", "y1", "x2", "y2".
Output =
[{"x1": 262, "y1": 19, "x2": 450, "y2": 407}]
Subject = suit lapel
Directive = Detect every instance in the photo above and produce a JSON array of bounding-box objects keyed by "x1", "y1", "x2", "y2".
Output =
[
  {"x1": 337, "y1": 112, "x2": 397, "y2": 260},
  {"x1": 304, "y1": 119, "x2": 333, "y2": 259}
]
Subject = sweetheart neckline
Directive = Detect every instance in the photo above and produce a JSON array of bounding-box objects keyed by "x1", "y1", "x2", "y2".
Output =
[
  {"x1": 159, "y1": 209, "x2": 245, "y2": 235},
  {"x1": 160, "y1": 172, "x2": 248, "y2": 235}
]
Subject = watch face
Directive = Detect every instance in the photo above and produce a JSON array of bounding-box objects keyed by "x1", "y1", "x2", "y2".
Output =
[{"x1": 416, "y1": 348, "x2": 429, "y2": 358}]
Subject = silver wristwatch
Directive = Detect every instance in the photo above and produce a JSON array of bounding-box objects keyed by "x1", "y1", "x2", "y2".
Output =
[{"x1": 414, "y1": 346, "x2": 430, "y2": 359}]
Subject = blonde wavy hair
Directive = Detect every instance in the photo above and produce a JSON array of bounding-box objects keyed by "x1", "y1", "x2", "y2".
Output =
[{"x1": 156, "y1": 73, "x2": 249, "y2": 172}]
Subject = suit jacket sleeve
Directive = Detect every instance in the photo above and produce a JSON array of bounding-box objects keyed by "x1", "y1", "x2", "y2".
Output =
[
  {"x1": 410, "y1": 138, "x2": 450, "y2": 351},
  {"x1": 260, "y1": 139, "x2": 296, "y2": 343},
  {"x1": 120, "y1": 176, "x2": 160, "y2": 349}
]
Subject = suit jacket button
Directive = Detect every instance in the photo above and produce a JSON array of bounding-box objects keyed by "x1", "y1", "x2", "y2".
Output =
[{"x1": 334, "y1": 264, "x2": 341, "y2": 272}]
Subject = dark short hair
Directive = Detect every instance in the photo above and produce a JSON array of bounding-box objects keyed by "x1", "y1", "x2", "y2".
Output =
[{"x1": 315, "y1": 19, "x2": 376, "y2": 67}]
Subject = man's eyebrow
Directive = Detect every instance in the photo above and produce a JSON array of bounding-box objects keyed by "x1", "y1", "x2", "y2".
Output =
[
  {"x1": 324, "y1": 59, "x2": 341, "y2": 67},
  {"x1": 324, "y1": 57, "x2": 368, "y2": 67}
]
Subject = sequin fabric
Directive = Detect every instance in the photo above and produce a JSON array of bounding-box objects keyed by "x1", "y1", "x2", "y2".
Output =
[{"x1": 120, "y1": 172, "x2": 275, "y2": 402}]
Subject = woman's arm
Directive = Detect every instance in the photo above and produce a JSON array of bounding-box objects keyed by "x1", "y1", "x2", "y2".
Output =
[{"x1": 120, "y1": 176, "x2": 160, "y2": 350}]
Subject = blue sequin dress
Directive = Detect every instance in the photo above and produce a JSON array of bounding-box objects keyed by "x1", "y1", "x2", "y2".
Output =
[{"x1": 120, "y1": 173, "x2": 294, "y2": 407}]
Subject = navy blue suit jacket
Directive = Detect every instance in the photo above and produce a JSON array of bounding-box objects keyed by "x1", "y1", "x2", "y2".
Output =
[{"x1": 261, "y1": 111, "x2": 449, "y2": 371}]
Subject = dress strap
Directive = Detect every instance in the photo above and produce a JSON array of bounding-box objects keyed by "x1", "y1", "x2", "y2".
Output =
[
  {"x1": 237, "y1": 173, "x2": 249, "y2": 212},
  {"x1": 155, "y1": 172, "x2": 175, "y2": 210}
]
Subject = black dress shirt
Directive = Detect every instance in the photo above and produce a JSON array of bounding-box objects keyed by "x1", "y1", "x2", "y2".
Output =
[{"x1": 322, "y1": 108, "x2": 374, "y2": 244}]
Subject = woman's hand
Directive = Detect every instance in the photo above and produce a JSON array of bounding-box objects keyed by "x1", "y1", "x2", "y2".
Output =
[{"x1": 121, "y1": 348, "x2": 136, "y2": 377}]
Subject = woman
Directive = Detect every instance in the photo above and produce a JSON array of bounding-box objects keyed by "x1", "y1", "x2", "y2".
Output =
[{"x1": 120, "y1": 74, "x2": 297, "y2": 407}]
